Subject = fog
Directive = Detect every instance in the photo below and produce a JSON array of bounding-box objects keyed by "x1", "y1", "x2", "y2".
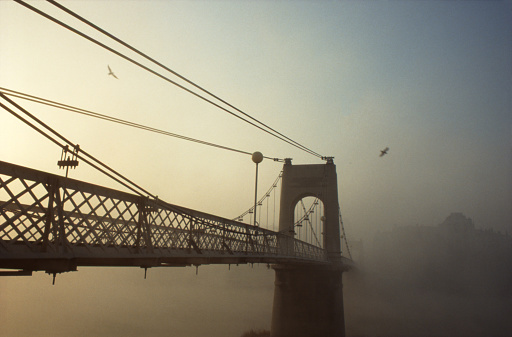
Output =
[
  {"x1": 344, "y1": 213, "x2": 512, "y2": 337},
  {"x1": 1, "y1": 0, "x2": 511, "y2": 336},
  {"x1": 2, "y1": 214, "x2": 510, "y2": 337},
  {"x1": 0, "y1": 264, "x2": 275, "y2": 337}
]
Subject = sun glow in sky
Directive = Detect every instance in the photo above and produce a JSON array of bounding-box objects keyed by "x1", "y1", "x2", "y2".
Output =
[{"x1": 1, "y1": 1, "x2": 511, "y2": 336}]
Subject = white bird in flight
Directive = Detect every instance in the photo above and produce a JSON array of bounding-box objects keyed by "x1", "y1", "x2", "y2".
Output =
[{"x1": 107, "y1": 65, "x2": 118, "y2": 79}]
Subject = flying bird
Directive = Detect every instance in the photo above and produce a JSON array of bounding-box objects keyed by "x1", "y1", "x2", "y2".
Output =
[
  {"x1": 107, "y1": 65, "x2": 118, "y2": 79},
  {"x1": 380, "y1": 147, "x2": 389, "y2": 157}
]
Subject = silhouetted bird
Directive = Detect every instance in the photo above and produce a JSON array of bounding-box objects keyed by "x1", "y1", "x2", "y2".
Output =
[
  {"x1": 380, "y1": 147, "x2": 389, "y2": 157},
  {"x1": 107, "y1": 65, "x2": 118, "y2": 79}
]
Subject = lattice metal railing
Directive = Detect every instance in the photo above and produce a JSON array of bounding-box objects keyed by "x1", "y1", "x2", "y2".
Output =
[{"x1": 0, "y1": 160, "x2": 328, "y2": 272}]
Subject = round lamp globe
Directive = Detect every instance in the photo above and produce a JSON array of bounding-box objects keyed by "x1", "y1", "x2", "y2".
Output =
[{"x1": 252, "y1": 151, "x2": 264, "y2": 164}]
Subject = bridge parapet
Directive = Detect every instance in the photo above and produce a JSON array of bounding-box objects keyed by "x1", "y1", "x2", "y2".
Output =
[{"x1": 0, "y1": 160, "x2": 328, "y2": 274}]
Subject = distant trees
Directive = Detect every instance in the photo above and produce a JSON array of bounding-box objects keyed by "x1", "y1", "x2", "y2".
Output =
[
  {"x1": 240, "y1": 329, "x2": 270, "y2": 337},
  {"x1": 368, "y1": 213, "x2": 512, "y2": 296}
]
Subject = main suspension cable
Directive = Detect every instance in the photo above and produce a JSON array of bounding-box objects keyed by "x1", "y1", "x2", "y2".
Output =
[
  {"x1": 14, "y1": 0, "x2": 323, "y2": 159},
  {"x1": 339, "y1": 205, "x2": 352, "y2": 259},
  {"x1": 0, "y1": 87, "x2": 283, "y2": 161},
  {"x1": 46, "y1": 0, "x2": 323, "y2": 159}
]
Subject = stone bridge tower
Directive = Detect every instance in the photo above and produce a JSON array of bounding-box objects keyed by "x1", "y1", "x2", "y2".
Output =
[{"x1": 271, "y1": 158, "x2": 347, "y2": 337}]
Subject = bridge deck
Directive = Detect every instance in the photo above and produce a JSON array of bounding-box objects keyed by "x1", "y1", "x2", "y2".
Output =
[{"x1": 0, "y1": 160, "x2": 343, "y2": 274}]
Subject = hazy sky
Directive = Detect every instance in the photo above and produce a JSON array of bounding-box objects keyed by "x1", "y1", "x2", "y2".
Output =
[{"x1": 1, "y1": 1, "x2": 511, "y2": 336}]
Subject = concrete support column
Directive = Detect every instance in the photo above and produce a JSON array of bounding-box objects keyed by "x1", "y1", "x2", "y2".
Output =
[
  {"x1": 270, "y1": 264, "x2": 345, "y2": 337},
  {"x1": 272, "y1": 160, "x2": 346, "y2": 336}
]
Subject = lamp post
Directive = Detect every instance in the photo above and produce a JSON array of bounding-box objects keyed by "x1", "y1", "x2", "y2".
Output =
[{"x1": 252, "y1": 151, "x2": 263, "y2": 226}]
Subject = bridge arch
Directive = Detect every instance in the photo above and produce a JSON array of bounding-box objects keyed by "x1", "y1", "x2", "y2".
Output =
[
  {"x1": 293, "y1": 195, "x2": 324, "y2": 248},
  {"x1": 277, "y1": 160, "x2": 341, "y2": 260}
]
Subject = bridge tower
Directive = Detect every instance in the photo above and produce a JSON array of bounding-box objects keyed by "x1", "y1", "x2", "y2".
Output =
[{"x1": 271, "y1": 158, "x2": 346, "y2": 337}]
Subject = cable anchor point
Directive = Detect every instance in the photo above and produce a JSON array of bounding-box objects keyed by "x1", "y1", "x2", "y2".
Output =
[
  {"x1": 57, "y1": 144, "x2": 80, "y2": 177},
  {"x1": 321, "y1": 156, "x2": 334, "y2": 164}
]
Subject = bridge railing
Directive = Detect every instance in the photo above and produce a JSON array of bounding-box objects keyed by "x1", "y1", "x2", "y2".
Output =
[{"x1": 0, "y1": 160, "x2": 328, "y2": 272}]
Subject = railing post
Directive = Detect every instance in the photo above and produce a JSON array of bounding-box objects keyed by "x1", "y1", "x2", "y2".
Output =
[
  {"x1": 136, "y1": 197, "x2": 153, "y2": 253},
  {"x1": 54, "y1": 186, "x2": 68, "y2": 251},
  {"x1": 42, "y1": 178, "x2": 56, "y2": 252}
]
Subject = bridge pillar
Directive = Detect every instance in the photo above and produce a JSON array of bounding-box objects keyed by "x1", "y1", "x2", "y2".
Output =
[
  {"x1": 271, "y1": 159, "x2": 346, "y2": 337},
  {"x1": 271, "y1": 265, "x2": 345, "y2": 337}
]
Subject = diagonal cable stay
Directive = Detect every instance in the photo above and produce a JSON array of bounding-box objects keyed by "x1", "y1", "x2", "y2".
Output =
[{"x1": 0, "y1": 92, "x2": 152, "y2": 198}]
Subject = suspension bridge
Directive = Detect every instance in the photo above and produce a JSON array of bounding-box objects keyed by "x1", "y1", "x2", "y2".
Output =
[
  {"x1": 1, "y1": 1, "x2": 354, "y2": 336},
  {"x1": 0, "y1": 159, "x2": 351, "y2": 275},
  {"x1": 0, "y1": 156, "x2": 354, "y2": 337}
]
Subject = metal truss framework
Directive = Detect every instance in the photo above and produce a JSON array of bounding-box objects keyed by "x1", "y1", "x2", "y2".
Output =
[{"x1": 0, "y1": 160, "x2": 329, "y2": 275}]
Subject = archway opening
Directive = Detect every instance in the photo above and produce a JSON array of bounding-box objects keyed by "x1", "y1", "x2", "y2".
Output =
[{"x1": 293, "y1": 196, "x2": 324, "y2": 248}]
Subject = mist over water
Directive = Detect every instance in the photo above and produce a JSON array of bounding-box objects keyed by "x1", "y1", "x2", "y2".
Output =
[
  {"x1": 344, "y1": 213, "x2": 512, "y2": 337},
  {"x1": 1, "y1": 213, "x2": 510, "y2": 337}
]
